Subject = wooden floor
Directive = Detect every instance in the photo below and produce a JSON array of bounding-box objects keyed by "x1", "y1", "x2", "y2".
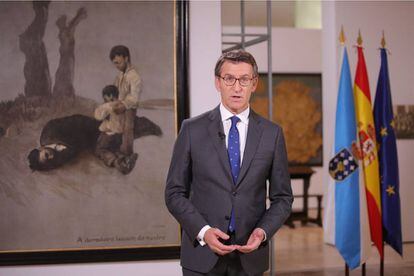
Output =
[{"x1": 267, "y1": 216, "x2": 414, "y2": 276}]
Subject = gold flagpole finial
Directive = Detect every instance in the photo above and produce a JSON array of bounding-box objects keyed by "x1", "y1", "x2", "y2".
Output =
[
  {"x1": 381, "y1": 30, "x2": 386, "y2": 48},
  {"x1": 357, "y1": 29, "x2": 363, "y2": 46},
  {"x1": 339, "y1": 25, "x2": 346, "y2": 45}
]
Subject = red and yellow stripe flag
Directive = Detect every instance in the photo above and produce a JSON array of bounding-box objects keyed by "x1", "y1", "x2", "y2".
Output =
[{"x1": 354, "y1": 44, "x2": 383, "y2": 257}]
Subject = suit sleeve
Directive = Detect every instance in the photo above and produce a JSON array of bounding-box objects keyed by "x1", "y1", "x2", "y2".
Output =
[
  {"x1": 257, "y1": 126, "x2": 293, "y2": 238},
  {"x1": 165, "y1": 120, "x2": 208, "y2": 241}
]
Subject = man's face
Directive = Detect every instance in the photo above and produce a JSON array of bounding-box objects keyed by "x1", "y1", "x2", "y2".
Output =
[
  {"x1": 38, "y1": 147, "x2": 55, "y2": 163},
  {"x1": 112, "y1": 55, "x2": 128, "y2": 72},
  {"x1": 103, "y1": 93, "x2": 116, "y2": 103},
  {"x1": 215, "y1": 61, "x2": 257, "y2": 114}
]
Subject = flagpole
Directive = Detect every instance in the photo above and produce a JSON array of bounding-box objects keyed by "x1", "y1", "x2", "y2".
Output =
[
  {"x1": 381, "y1": 241, "x2": 385, "y2": 276},
  {"x1": 379, "y1": 30, "x2": 386, "y2": 276},
  {"x1": 381, "y1": 30, "x2": 386, "y2": 49},
  {"x1": 357, "y1": 30, "x2": 366, "y2": 276},
  {"x1": 357, "y1": 29, "x2": 363, "y2": 47},
  {"x1": 339, "y1": 26, "x2": 350, "y2": 276}
]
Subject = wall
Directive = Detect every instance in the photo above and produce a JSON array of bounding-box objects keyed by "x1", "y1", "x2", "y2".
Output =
[
  {"x1": 322, "y1": 1, "x2": 414, "y2": 242},
  {"x1": 189, "y1": 1, "x2": 222, "y2": 116}
]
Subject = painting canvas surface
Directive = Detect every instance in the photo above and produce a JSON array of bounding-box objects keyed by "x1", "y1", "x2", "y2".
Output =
[
  {"x1": 251, "y1": 73, "x2": 323, "y2": 166},
  {"x1": 0, "y1": 1, "x2": 180, "y2": 252}
]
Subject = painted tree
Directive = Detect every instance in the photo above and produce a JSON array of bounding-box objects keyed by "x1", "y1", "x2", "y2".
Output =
[
  {"x1": 19, "y1": 1, "x2": 52, "y2": 98},
  {"x1": 53, "y1": 7, "x2": 87, "y2": 98}
]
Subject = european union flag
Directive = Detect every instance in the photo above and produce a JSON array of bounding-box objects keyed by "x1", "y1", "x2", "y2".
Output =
[{"x1": 374, "y1": 48, "x2": 403, "y2": 256}]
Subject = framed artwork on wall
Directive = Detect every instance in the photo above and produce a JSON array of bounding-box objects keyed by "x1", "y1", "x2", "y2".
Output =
[
  {"x1": 393, "y1": 105, "x2": 414, "y2": 139},
  {"x1": 0, "y1": 0, "x2": 188, "y2": 265},
  {"x1": 251, "y1": 73, "x2": 323, "y2": 166}
]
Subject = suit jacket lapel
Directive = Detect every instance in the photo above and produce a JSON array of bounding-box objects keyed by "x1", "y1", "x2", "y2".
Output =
[
  {"x1": 207, "y1": 106, "x2": 233, "y2": 186},
  {"x1": 236, "y1": 110, "x2": 263, "y2": 186}
]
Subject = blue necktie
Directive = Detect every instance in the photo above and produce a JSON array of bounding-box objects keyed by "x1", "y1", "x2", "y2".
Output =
[{"x1": 227, "y1": 116, "x2": 240, "y2": 232}]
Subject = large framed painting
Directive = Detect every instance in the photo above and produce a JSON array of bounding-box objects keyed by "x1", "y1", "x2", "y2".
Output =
[
  {"x1": 0, "y1": 1, "x2": 188, "y2": 265},
  {"x1": 251, "y1": 73, "x2": 323, "y2": 166}
]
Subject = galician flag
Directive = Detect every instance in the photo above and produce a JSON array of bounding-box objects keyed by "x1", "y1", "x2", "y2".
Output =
[
  {"x1": 324, "y1": 40, "x2": 371, "y2": 269},
  {"x1": 374, "y1": 46, "x2": 403, "y2": 256},
  {"x1": 354, "y1": 37, "x2": 383, "y2": 257}
]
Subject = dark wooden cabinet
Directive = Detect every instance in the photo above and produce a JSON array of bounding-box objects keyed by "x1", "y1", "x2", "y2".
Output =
[{"x1": 285, "y1": 167, "x2": 322, "y2": 228}]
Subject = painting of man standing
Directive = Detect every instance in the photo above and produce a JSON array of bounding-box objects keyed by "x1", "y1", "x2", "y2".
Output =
[{"x1": 109, "y1": 45, "x2": 141, "y2": 159}]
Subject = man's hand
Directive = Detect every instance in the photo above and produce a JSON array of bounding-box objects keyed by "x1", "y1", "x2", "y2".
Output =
[
  {"x1": 236, "y1": 228, "x2": 265, "y2": 254},
  {"x1": 112, "y1": 101, "x2": 126, "y2": 114},
  {"x1": 204, "y1": 228, "x2": 236, "y2": 256}
]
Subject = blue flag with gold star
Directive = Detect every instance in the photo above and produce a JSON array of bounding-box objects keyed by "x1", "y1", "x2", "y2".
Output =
[{"x1": 374, "y1": 48, "x2": 403, "y2": 256}]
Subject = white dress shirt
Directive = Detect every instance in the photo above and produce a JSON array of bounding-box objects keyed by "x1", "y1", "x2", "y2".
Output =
[{"x1": 220, "y1": 103, "x2": 249, "y2": 165}]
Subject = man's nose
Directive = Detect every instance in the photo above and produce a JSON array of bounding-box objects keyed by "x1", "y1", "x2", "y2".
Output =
[{"x1": 233, "y1": 79, "x2": 243, "y2": 92}]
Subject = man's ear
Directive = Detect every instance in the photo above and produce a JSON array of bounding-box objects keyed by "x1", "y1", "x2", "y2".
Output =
[
  {"x1": 251, "y1": 76, "x2": 258, "y2": 92},
  {"x1": 214, "y1": 76, "x2": 221, "y2": 92}
]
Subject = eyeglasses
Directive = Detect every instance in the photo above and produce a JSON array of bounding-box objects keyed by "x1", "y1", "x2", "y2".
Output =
[{"x1": 218, "y1": 75, "x2": 255, "y2": 87}]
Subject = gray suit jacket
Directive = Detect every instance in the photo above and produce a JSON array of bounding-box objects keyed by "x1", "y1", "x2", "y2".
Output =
[{"x1": 165, "y1": 106, "x2": 293, "y2": 275}]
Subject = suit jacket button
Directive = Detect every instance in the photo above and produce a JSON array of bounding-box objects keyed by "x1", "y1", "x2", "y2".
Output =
[
  {"x1": 225, "y1": 215, "x2": 230, "y2": 220},
  {"x1": 232, "y1": 191, "x2": 237, "y2": 196}
]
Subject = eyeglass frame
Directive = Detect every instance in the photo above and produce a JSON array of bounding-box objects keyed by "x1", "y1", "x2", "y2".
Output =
[{"x1": 217, "y1": 74, "x2": 257, "y2": 87}]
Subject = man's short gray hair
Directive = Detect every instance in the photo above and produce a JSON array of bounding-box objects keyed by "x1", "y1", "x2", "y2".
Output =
[{"x1": 214, "y1": 50, "x2": 258, "y2": 77}]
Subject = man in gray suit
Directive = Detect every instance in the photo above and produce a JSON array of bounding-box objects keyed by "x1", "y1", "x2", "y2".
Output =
[{"x1": 165, "y1": 50, "x2": 293, "y2": 276}]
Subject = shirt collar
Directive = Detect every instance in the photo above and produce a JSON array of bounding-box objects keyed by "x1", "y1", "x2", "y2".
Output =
[{"x1": 219, "y1": 103, "x2": 250, "y2": 124}]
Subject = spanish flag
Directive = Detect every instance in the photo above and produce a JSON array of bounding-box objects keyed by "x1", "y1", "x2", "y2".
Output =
[{"x1": 354, "y1": 38, "x2": 383, "y2": 257}]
